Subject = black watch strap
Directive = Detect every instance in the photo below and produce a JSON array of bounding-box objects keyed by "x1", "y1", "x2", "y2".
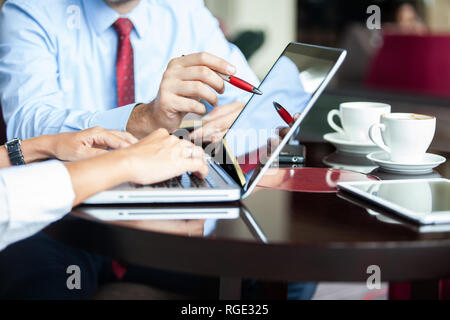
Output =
[{"x1": 5, "y1": 138, "x2": 25, "y2": 166}]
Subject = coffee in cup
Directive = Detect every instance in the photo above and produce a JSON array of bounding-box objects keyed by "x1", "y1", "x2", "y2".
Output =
[
  {"x1": 327, "y1": 102, "x2": 391, "y2": 143},
  {"x1": 369, "y1": 113, "x2": 436, "y2": 163}
]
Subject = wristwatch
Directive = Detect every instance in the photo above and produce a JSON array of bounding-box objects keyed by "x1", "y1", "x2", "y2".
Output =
[{"x1": 4, "y1": 138, "x2": 25, "y2": 166}]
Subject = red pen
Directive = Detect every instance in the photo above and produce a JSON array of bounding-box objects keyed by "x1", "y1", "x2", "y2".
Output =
[
  {"x1": 181, "y1": 55, "x2": 262, "y2": 95},
  {"x1": 273, "y1": 101, "x2": 294, "y2": 127},
  {"x1": 217, "y1": 72, "x2": 262, "y2": 95}
]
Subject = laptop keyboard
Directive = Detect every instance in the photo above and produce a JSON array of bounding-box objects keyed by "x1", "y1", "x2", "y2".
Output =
[{"x1": 131, "y1": 172, "x2": 213, "y2": 189}]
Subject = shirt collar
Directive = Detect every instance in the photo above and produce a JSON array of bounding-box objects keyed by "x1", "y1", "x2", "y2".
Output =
[
  {"x1": 83, "y1": 0, "x2": 149, "y2": 39},
  {"x1": 127, "y1": 0, "x2": 149, "y2": 39}
]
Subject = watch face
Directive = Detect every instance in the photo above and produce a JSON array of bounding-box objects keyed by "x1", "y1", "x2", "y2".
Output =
[
  {"x1": 7, "y1": 139, "x2": 21, "y2": 152},
  {"x1": 6, "y1": 138, "x2": 25, "y2": 165}
]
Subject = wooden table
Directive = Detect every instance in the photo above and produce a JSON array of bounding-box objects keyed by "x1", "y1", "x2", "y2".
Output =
[{"x1": 45, "y1": 139, "x2": 450, "y2": 299}]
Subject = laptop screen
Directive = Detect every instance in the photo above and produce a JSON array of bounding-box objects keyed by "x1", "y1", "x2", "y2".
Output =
[{"x1": 218, "y1": 43, "x2": 346, "y2": 193}]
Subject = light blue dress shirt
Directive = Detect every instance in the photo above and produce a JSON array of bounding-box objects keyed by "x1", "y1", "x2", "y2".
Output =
[{"x1": 0, "y1": 0, "x2": 258, "y2": 139}]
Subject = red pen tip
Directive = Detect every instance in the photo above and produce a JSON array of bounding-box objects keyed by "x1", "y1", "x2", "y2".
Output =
[{"x1": 253, "y1": 87, "x2": 263, "y2": 95}]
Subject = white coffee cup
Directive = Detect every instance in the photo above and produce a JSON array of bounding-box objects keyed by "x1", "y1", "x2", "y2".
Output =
[
  {"x1": 369, "y1": 113, "x2": 436, "y2": 163},
  {"x1": 327, "y1": 102, "x2": 391, "y2": 143}
]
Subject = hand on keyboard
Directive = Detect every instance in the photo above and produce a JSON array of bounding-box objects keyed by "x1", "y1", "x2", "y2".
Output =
[
  {"x1": 122, "y1": 128, "x2": 208, "y2": 185},
  {"x1": 132, "y1": 172, "x2": 211, "y2": 189}
]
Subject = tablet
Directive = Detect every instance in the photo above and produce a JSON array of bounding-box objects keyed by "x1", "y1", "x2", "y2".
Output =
[{"x1": 337, "y1": 178, "x2": 450, "y2": 225}]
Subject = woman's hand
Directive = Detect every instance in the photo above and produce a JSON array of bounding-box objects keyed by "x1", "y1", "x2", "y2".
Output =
[
  {"x1": 17, "y1": 127, "x2": 137, "y2": 165},
  {"x1": 49, "y1": 127, "x2": 138, "y2": 162},
  {"x1": 66, "y1": 128, "x2": 208, "y2": 205},
  {"x1": 124, "y1": 128, "x2": 208, "y2": 185}
]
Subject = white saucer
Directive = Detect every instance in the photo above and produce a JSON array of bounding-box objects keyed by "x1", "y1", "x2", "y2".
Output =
[
  {"x1": 367, "y1": 151, "x2": 446, "y2": 175},
  {"x1": 323, "y1": 132, "x2": 381, "y2": 154}
]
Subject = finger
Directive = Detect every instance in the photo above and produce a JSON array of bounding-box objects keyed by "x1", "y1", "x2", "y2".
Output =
[
  {"x1": 276, "y1": 127, "x2": 290, "y2": 139},
  {"x1": 208, "y1": 130, "x2": 227, "y2": 143},
  {"x1": 189, "y1": 122, "x2": 221, "y2": 141},
  {"x1": 164, "y1": 134, "x2": 182, "y2": 148},
  {"x1": 108, "y1": 130, "x2": 139, "y2": 145},
  {"x1": 80, "y1": 147, "x2": 108, "y2": 160},
  {"x1": 177, "y1": 81, "x2": 218, "y2": 106},
  {"x1": 191, "y1": 145, "x2": 205, "y2": 159},
  {"x1": 177, "y1": 139, "x2": 197, "y2": 150},
  {"x1": 177, "y1": 66, "x2": 225, "y2": 94},
  {"x1": 182, "y1": 144, "x2": 204, "y2": 159},
  {"x1": 177, "y1": 52, "x2": 236, "y2": 76},
  {"x1": 188, "y1": 126, "x2": 204, "y2": 141},
  {"x1": 170, "y1": 95, "x2": 207, "y2": 115},
  {"x1": 191, "y1": 109, "x2": 236, "y2": 141},
  {"x1": 144, "y1": 128, "x2": 170, "y2": 142},
  {"x1": 177, "y1": 141, "x2": 204, "y2": 159},
  {"x1": 186, "y1": 158, "x2": 209, "y2": 179},
  {"x1": 92, "y1": 131, "x2": 134, "y2": 150},
  {"x1": 202, "y1": 102, "x2": 244, "y2": 122}
]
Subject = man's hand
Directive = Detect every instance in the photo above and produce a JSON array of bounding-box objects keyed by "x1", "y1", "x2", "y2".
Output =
[
  {"x1": 189, "y1": 101, "x2": 245, "y2": 143},
  {"x1": 126, "y1": 52, "x2": 237, "y2": 138},
  {"x1": 124, "y1": 128, "x2": 208, "y2": 185},
  {"x1": 49, "y1": 127, "x2": 138, "y2": 162}
]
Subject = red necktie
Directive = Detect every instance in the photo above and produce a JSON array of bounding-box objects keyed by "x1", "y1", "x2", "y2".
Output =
[
  {"x1": 110, "y1": 18, "x2": 135, "y2": 280},
  {"x1": 113, "y1": 18, "x2": 135, "y2": 107}
]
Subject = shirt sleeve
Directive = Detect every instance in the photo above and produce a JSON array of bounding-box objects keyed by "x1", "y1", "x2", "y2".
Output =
[
  {"x1": 0, "y1": 160, "x2": 75, "y2": 251},
  {"x1": 189, "y1": 1, "x2": 260, "y2": 106},
  {"x1": 0, "y1": 1, "x2": 134, "y2": 139}
]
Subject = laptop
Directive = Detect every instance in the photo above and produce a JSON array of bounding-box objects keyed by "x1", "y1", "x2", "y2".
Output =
[
  {"x1": 74, "y1": 204, "x2": 268, "y2": 242},
  {"x1": 84, "y1": 42, "x2": 347, "y2": 204}
]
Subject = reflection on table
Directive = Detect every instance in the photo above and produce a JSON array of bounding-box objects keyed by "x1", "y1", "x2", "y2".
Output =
[
  {"x1": 71, "y1": 203, "x2": 267, "y2": 242},
  {"x1": 322, "y1": 151, "x2": 377, "y2": 174},
  {"x1": 337, "y1": 191, "x2": 450, "y2": 234}
]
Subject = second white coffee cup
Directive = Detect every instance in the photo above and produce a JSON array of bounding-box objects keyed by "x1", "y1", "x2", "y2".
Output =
[
  {"x1": 369, "y1": 113, "x2": 436, "y2": 163},
  {"x1": 327, "y1": 102, "x2": 391, "y2": 143}
]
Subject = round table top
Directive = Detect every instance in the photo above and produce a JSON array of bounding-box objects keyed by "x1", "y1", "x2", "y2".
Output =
[{"x1": 45, "y1": 142, "x2": 450, "y2": 283}]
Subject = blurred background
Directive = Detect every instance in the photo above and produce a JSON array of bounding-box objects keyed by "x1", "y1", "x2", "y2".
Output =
[
  {"x1": 206, "y1": 0, "x2": 449, "y2": 299},
  {"x1": 206, "y1": 0, "x2": 450, "y2": 86},
  {"x1": 206, "y1": 0, "x2": 450, "y2": 154}
]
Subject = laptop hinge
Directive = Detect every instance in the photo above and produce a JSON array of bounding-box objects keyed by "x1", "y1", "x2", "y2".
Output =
[{"x1": 207, "y1": 157, "x2": 242, "y2": 189}]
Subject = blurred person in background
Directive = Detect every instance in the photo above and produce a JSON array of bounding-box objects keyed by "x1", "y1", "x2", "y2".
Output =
[
  {"x1": 385, "y1": 2, "x2": 428, "y2": 35},
  {"x1": 339, "y1": 1, "x2": 427, "y2": 84}
]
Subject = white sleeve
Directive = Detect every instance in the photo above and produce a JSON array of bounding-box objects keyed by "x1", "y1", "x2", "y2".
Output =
[{"x1": 0, "y1": 160, "x2": 75, "y2": 251}]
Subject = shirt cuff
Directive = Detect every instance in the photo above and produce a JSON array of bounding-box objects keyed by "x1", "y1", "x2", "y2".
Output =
[
  {"x1": 1, "y1": 160, "x2": 75, "y2": 226},
  {"x1": 89, "y1": 103, "x2": 137, "y2": 131}
]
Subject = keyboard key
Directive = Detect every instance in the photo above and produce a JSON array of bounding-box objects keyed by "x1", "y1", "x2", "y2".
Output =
[
  {"x1": 131, "y1": 173, "x2": 212, "y2": 189},
  {"x1": 179, "y1": 174, "x2": 193, "y2": 188},
  {"x1": 167, "y1": 178, "x2": 180, "y2": 188},
  {"x1": 190, "y1": 174, "x2": 209, "y2": 188}
]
